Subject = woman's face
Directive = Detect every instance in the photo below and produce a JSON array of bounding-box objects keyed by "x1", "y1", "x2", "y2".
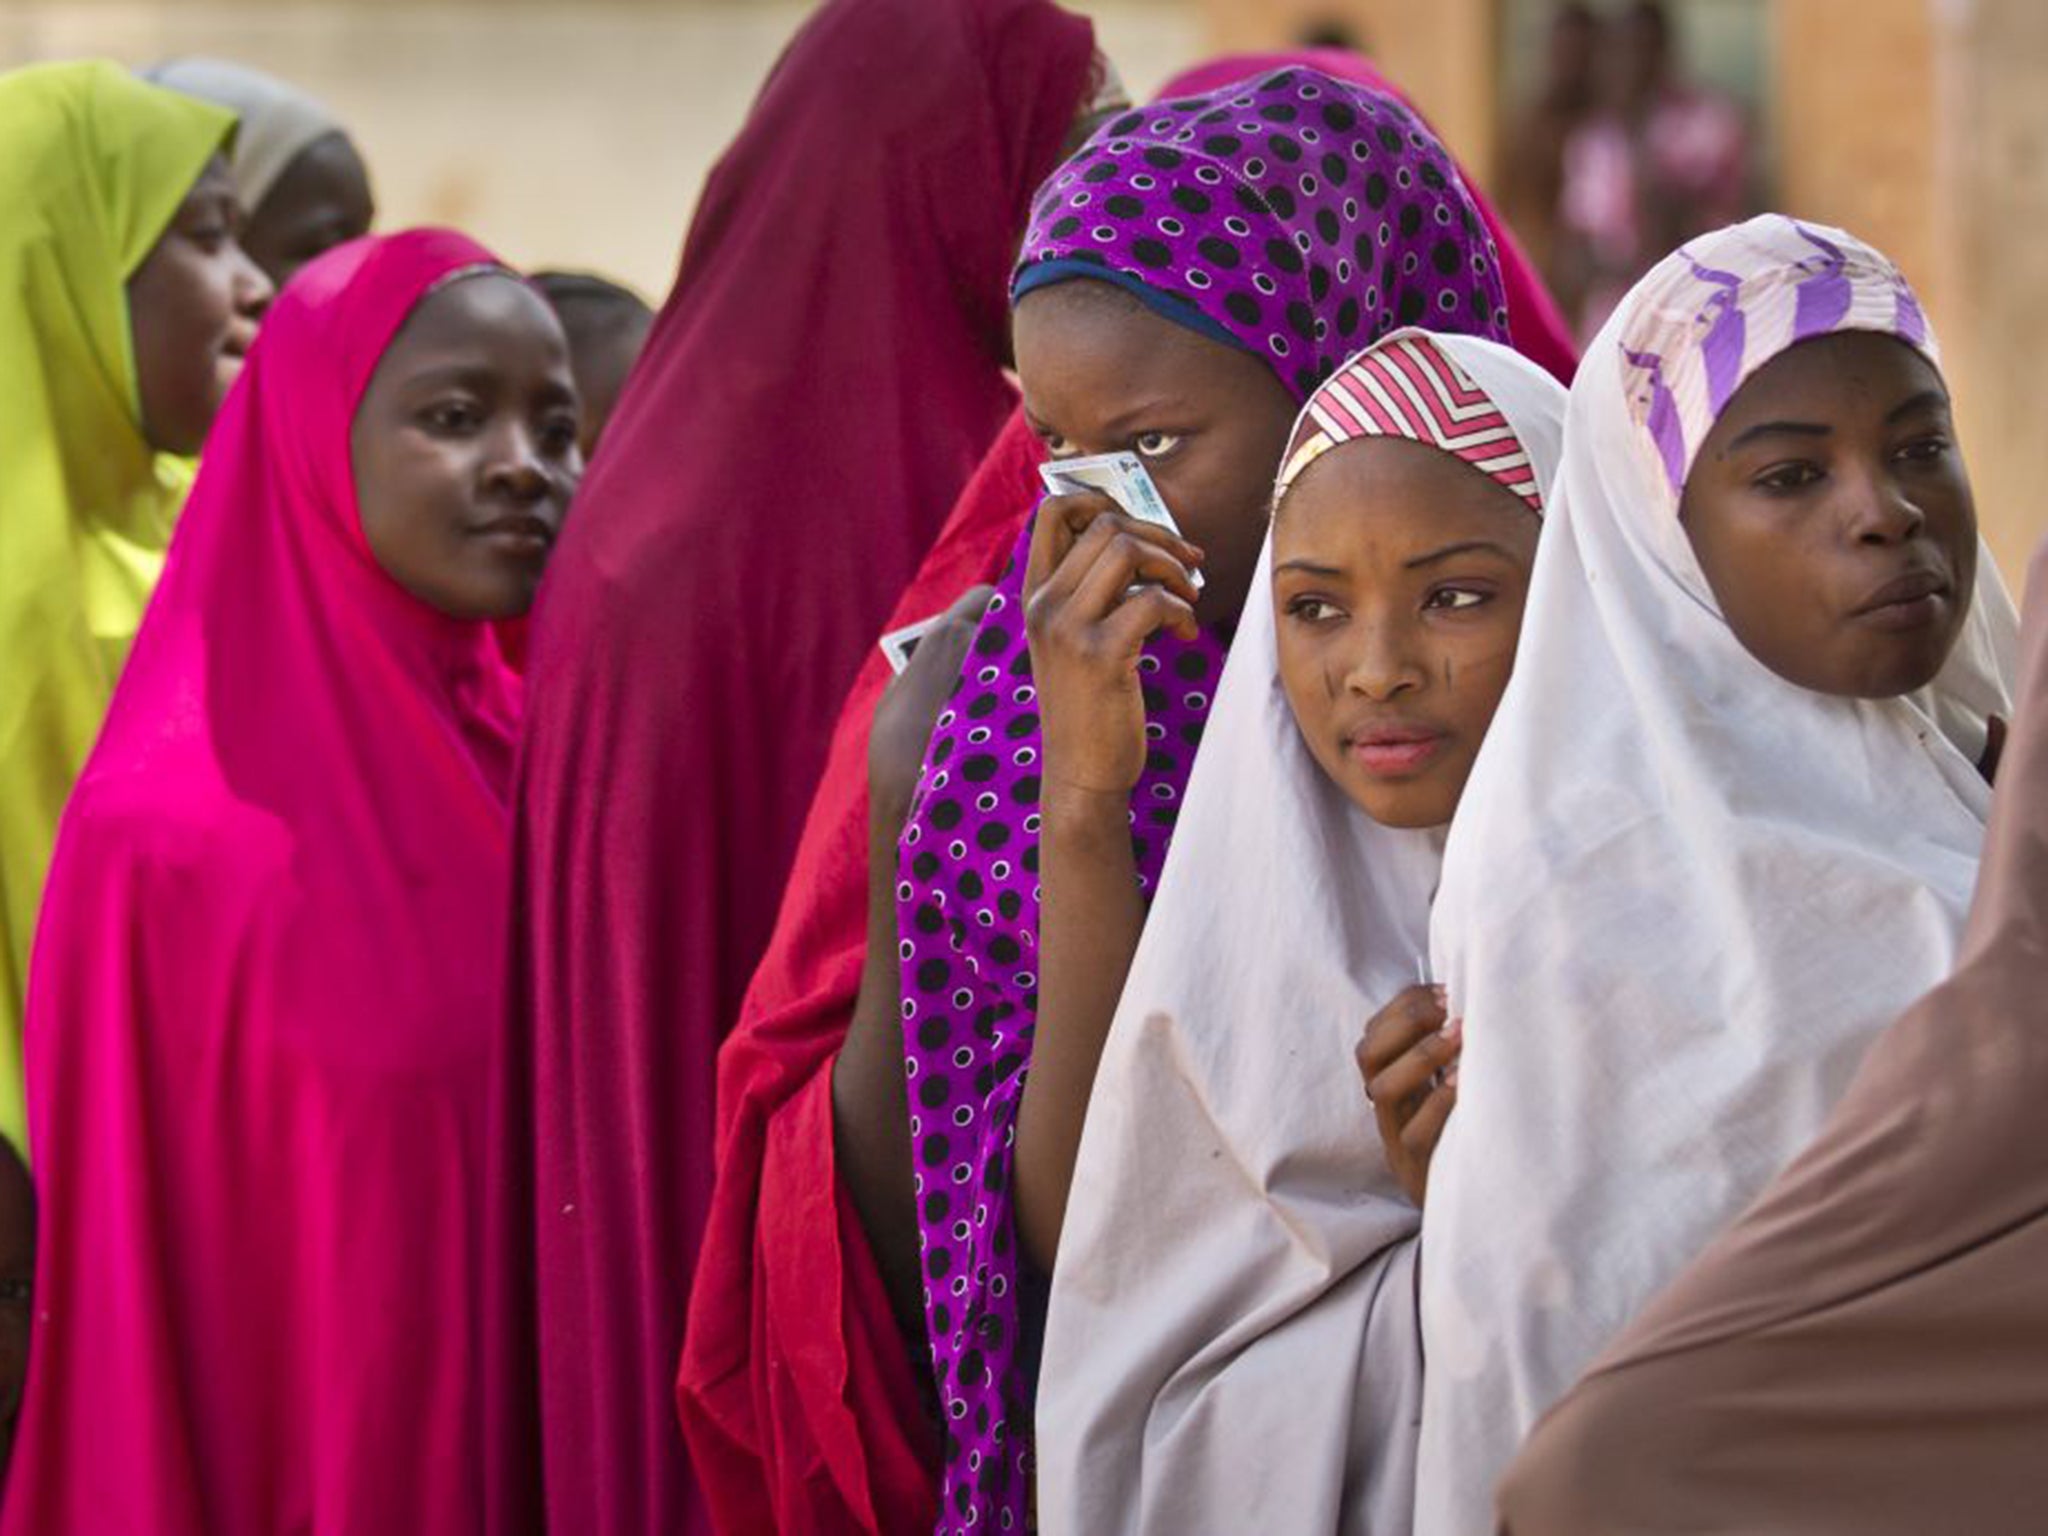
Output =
[
  {"x1": 1274, "y1": 437, "x2": 1540, "y2": 829},
  {"x1": 128, "y1": 155, "x2": 273, "y2": 456},
  {"x1": 350, "y1": 273, "x2": 582, "y2": 621},
  {"x1": 241, "y1": 131, "x2": 376, "y2": 288},
  {"x1": 1013, "y1": 280, "x2": 1299, "y2": 627},
  {"x1": 1681, "y1": 330, "x2": 1976, "y2": 699}
]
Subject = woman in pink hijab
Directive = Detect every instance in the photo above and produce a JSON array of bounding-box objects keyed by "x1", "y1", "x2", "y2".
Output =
[{"x1": 5, "y1": 230, "x2": 580, "y2": 1535}]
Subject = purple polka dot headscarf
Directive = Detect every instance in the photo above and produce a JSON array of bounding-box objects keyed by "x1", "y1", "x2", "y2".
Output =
[
  {"x1": 1015, "y1": 64, "x2": 1512, "y2": 401},
  {"x1": 900, "y1": 67, "x2": 1511, "y2": 1533}
]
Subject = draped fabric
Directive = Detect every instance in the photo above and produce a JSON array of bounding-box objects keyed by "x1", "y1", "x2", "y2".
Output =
[
  {"x1": 6, "y1": 230, "x2": 535, "y2": 1536},
  {"x1": 1414, "y1": 216, "x2": 2019, "y2": 1536},
  {"x1": 0, "y1": 60, "x2": 233, "y2": 1156}
]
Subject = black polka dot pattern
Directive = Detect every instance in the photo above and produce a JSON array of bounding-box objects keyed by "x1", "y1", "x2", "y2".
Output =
[
  {"x1": 1016, "y1": 67, "x2": 1510, "y2": 399},
  {"x1": 896, "y1": 522, "x2": 1224, "y2": 1532}
]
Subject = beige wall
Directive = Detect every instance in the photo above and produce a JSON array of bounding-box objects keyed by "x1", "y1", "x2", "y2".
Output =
[{"x1": 2, "y1": 1, "x2": 1202, "y2": 299}]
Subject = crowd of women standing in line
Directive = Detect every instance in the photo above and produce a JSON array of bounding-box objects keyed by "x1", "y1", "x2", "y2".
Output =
[{"x1": 1, "y1": 0, "x2": 2041, "y2": 1532}]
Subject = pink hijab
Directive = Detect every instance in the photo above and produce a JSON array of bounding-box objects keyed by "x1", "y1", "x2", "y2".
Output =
[{"x1": 6, "y1": 230, "x2": 537, "y2": 1535}]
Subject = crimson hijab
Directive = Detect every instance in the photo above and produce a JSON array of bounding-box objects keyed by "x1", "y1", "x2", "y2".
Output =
[
  {"x1": 679, "y1": 46, "x2": 1577, "y2": 1536},
  {"x1": 499, "y1": 1, "x2": 1100, "y2": 1531},
  {"x1": 6, "y1": 230, "x2": 534, "y2": 1535}
]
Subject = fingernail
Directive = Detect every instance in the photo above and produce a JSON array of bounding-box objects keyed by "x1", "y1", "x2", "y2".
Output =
[
  {"x1": 1445, "y1": 1064, "x2": 1460, "y2": 1088},
  {"x1": 1432, "y1": 984, "x2": 1448, "y2": 1006},
  {"x1": 1445, "y1": 1019, "x2": 1463, "y2": 1046}
]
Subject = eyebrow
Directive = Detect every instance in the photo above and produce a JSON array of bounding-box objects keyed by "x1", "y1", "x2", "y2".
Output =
[
  {"x1": 1885, "y1": 388, "x2": 1950, "y2": 424},
  {"x1": 1403, "y1": 538, "x2": 1519, "y2": 570},
  {"x1": 1273, "y1": 558, "x2": 1343, "y2": 577},
  {"x1": 1725, "y1": 418, "x2": 1830, "y2": 452},
  {"x1": 402, "y1": 363, "x2": 576, "y2": 404},
  {"x1": 1724, "y1": 388, "x2": 1953, "y2": 454}
]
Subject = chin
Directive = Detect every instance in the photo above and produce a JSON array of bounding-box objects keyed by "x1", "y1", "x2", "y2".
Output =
[{"x1": 1344, "y1": 776, "x2": 1456, "y2": 831}]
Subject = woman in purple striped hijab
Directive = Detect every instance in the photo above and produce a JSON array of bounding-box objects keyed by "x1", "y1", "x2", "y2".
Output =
[{"x1": 834, "y1": 65, "x2": 1514, "y2": 1531}]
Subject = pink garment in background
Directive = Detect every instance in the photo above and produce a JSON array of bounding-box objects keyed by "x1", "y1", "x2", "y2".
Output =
[{"x1": 5, "y1": 231, "x2": 536, "y2": 1536}]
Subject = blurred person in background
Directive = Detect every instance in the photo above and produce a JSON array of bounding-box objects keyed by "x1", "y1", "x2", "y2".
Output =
[
  {"x1": 0, "y1": 60, "x2": 269, "y2": 1160},
  {"x1": 533, "y1": 271, "x2": 655, "y2": 460},
  {"x1": 1554, "y1": 0, "x2": 1752, "y2": 339},
  {"x1": 145, "y1": 58, "x2": 375, "y2": 289},
  {"x1": 1501, "y1": 4, "x2": 1604, "y2": 283}
]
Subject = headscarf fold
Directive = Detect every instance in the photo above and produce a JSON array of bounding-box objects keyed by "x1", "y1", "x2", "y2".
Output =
[
  {"x1": 142, "y1": 58, "x2": 345, "y2": 213},
  {"x1": 904, "y1": 67, "x2": 1512, "y2": 1533},
  {"x1": 1496, "y1": 532, "x2": 2048, "y2": 1536},
  {"x1": 0, "y1": 61, "x2": 234, "y2": 1156},
  {"x1": 4, "y1": 229, "x2": 536, "y2": 1536},
  {"x1": 1413, "y1": 214, "x2": 2020, "y2": 1536},
  {"x1": 502, "y1": 1, "x2": 1101, "y2": 1531},
  {"x1": 1037, "y1": 330, "x2": 1564, "y2": 1536}
]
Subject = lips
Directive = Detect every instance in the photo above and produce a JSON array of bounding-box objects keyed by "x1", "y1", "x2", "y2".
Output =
[
  {"x1": 1852, "y1": 566, "x2": 1950, "y2": 631},
  {"x1": 1343, "y1": 724, "x2": 1448, "y2": 778},
  {"x1": 476, "y1": 514, "x2": 556, "y2": 552}
]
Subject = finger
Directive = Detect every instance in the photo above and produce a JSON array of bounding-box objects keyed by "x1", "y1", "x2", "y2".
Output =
[
  {"x1": 1069, "y1": 532, "x2": 1202, "y2": 618},
  {"x1": 1100, "y1": 583, "x2": 1201, "y2": 651},
  {"x1": 1030, "y1": 509, "x2": 1201, "y2": 624},
  {"x1": 1400, "y1": 1081, "x2": 1459, "y2": 1161},
  {"x1": 1361, "y1": 986, "x2": 1450, "y2": 1076},
  {"x1": 1366, "y1": 1031, "x2": 1460, "y2": 1119},
  {"x1": 899, "y1": 584, "x2": 997, "y2": 688},
  {"x1": 1024, "y1": 490, "x2": 1119, "y2": 597}
]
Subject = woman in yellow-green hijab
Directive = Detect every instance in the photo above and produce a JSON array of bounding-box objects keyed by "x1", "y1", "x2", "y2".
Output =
[{"x1": 0, "y1": 61, "x2": 272, "y2": 1151}]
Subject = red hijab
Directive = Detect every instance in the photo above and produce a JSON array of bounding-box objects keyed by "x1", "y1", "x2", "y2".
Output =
[
  {"x1": 499, "y1": 2, "x2": 1099, "y2": 1531},
  {"x1": 7, "y1": 231, "x2": 534, "y2": 1535},
  {"x1": 677, "y1": 47, "x2": 1578, "y2": 1535}
]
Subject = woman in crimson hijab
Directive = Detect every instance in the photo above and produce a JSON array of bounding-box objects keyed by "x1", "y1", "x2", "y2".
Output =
[
  {"x1": 678, "y1": 48, "x2": 1575, "y2": 1536},
  {"x1": 500, "y1": 1, "x2": 1107, "y2": 1532},
  {"x1": 5, "y1": 230, "x2": 579, "y2": 1534}
]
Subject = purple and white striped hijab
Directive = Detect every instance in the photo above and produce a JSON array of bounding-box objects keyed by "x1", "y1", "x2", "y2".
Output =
[{"x1": 1615, "y1": 213, "x2": 1932, "y2": 495}]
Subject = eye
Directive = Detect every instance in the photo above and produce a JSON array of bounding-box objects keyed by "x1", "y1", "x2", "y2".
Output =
[
  {"x1": 1134, "y1": 431, "x2": 1182, "y2": 459},
  {"x1": 1895, "y1": 435, "x2": 1951, "y2": 465},
  {"x1": 1283, "y1": 594, "x2": 1344, "y2": 625},
  {"x1": 539, "y1": 414, "x2": 580, "y2": 457},
  {"x1": 1754, "y1": 461, "x2": 1824, "y2": 494},
  {"x1": 1423, "y1": 585, "x2": 1490, "y2": 612},
  {"x1": 421, "y1": 399, "x2": 484, "y2": 435},
  {"x1": 1034, "y1": 427, "x2": 1074, "y2": 458}
]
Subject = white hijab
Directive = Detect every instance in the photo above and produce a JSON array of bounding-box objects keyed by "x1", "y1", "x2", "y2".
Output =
[
  {"x1": 1414, "y1": 215, "x2": 2019, "y2": 1536},
  {"x1": 1037, "y1": 331, "x2": 1569, "y2": 1536},
  {"x1": 143, "y1": 58, "x2": 346, "y2": 212}
]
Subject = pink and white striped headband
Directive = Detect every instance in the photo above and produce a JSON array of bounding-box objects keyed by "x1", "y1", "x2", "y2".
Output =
[{"x1": 1274, "y1": 332, "x2": 1544, "y2": 515}]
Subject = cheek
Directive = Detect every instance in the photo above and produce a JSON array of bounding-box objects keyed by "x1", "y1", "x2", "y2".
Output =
[
  {"x1": 358, "y1": 441, "x2": 474, "y2": 571},
  {"x1": 1435, "y1": 618, "x2": 1524, "y2": 733}
]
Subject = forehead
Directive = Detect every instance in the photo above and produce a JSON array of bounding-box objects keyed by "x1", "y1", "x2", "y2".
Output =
[
  {"x1": 381, "y1": 274, "x2": 569, "y2": 370},
  {"x1": 1013, "y1": 281, "x2": 1272, "y2": 409},
  {"x1": 1277, "y1": 434, "x2": 1538, "y2": 550},
  {"x1": 1713, "y1": 331, "x2": 1945, "y2": 432}
]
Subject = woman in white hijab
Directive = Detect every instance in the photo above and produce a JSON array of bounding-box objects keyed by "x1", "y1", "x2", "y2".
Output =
[
  {"x1": 1413, "y1": 213, "x2": 2018, "y2": 1536},
  {"x1": 1036, "y1": 328, "x2": 1567, "y2": 1535},
  {"x1": 144, "y1": 58, "x2": 373, "y2": 285}
]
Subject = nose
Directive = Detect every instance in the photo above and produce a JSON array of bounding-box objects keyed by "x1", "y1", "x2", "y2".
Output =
[
  {"x1": 231, "y1": 240, "x2": 274, "y2": 322},
  {"x1": 1336, "y1": 613, "x2": 1426, "y2": 703},
  {"x1": 484, "y1": 423, "x2": 552, "y2": 506},
  {"x1": 1846, "y1": 462, "x2": 1925, "y2": 547}
]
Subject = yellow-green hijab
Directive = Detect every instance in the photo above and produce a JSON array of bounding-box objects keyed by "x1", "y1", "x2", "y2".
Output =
[{"x1": 0, "y1": 62, "x2": 233, "y2": 1150}]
